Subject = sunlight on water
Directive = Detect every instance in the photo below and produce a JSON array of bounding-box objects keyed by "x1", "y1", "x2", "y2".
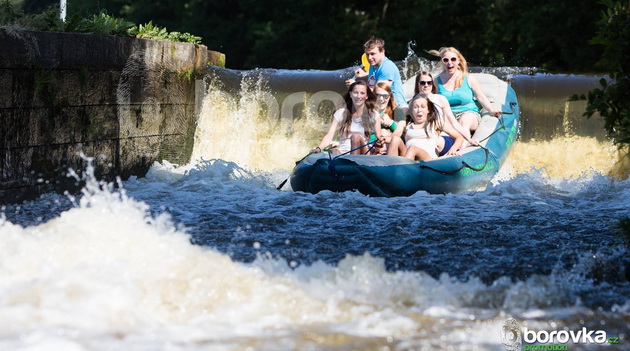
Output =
[{"x1": 507, "y1": 136, "x2": 623, "y2": 179}]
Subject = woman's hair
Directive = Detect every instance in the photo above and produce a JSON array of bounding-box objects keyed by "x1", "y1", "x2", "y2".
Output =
[
  {"x1": 340, "y1": 80, "x2": 377, "y2": 139},
  {"x1": 427, "y1": 47, "x2": 468, "y2": 89},
  {"x1": 375, "y1": 81, "x2": 397, "y2": 118},
  {"x1": 405, "y1": 93, "x2": 440, "y2": 135},
  {"x1": 413, "y1": 71, "x2": 438, "y2": 95}
]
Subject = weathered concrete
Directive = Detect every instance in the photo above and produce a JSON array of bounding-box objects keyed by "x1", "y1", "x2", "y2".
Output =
[{"x1": 0, "y1": 28, "x2": 215, "y2": 203}]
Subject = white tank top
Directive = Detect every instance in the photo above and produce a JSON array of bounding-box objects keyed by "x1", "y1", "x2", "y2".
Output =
[
  {"x1": 405, "y1": 124, "x2": 438, "y2": 159},
  {"x1": 333, "y1": 107, "x2": 377, "y2": 153}
]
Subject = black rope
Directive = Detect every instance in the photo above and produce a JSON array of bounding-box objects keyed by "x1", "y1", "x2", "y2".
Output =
[
  {"x1": 419, "y1": 146, "x2": 490, "y2": 175},
  {"x1": 328, "y1": 139, "x2": 378, "y2": 173},
  {"x1": 476, "y1": 114, "x2": 506, "y2": 143},
  {"x1": 418, "y1": 101, "x2": 516, "y2": 175},
  {"x1": 501, "y1": 101, "x2": 518, "y2": 115}
]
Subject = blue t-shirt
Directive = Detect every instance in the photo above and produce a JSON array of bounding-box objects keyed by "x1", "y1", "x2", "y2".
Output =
[{"x1": 368, "y1": 57, "x2": 406, "y2": 107}]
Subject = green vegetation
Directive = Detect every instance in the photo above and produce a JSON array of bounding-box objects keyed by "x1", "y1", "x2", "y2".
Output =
[
  {"x1": 129, "y1": 21, "x2": 200, "y2": 44},
  {"x1": 1, "y1": 0, "x2": 609, "y2": 70},
  {"x1": 0, "y1": 1, "x2": 200, "y2": 43},
  {"x1": 575, "y1": 0, "x2": 630, "y2": 148},
  {"x1": 177, "y1": 67, "x2": 197, "y2": 82},
  {"x1": 572, "y1": 0, "x2": 630, "y2": 245}
]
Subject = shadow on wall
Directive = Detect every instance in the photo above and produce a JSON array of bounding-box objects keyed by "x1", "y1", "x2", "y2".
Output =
[{"x1": 0, "y1": 28, "x2": 210, "y2": 204}]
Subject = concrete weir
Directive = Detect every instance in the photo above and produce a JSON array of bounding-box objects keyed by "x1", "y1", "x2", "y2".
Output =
[{"x1": 0, "y1": 28, "x2": 221, "y2": 203}]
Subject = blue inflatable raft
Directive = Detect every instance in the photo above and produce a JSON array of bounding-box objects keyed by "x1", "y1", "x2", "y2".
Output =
[{"x1": 288, "y1": 73, "x2": 520, "y2": 196}]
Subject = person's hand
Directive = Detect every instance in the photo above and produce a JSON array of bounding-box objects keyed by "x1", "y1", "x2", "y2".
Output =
[
  {"x1": 490, "y1": 110, "x2": 502, "y2": 117},
  {"x1": 467, "y1": 138, "x2": 480, "y2": 146},
  {"x1": 446, "y1": 148, "x2": 461, "y2": 156},
  {"x1": 345, "y1": 78, "x2": 355, "y2": 88},
  {"x1": 310, "y1": 146, "x2": 322, "y2": 154},
  {"x1": 354, "y1": 68, "x2": 368, "y2": 78}
]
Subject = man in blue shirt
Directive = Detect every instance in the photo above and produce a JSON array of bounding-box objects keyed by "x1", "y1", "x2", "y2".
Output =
[{"x1": 346, "y1": 37, "x2": 407, "y2": 112}]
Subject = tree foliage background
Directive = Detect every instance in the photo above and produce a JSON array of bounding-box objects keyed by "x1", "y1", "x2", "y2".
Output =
[
  {"x1": 577, "y1": 0, "x2": 630, "y2": 148},
  {"x1": 9, "y1": 0, "x2": 606, "y2": 71}
]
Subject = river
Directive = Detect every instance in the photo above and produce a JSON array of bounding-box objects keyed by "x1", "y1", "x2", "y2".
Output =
[{"x1": 0, "y1": 57, "x2": 628, "y2": 350}]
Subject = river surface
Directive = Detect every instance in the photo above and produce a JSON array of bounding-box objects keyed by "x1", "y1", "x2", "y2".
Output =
[{"x1": 1, "y1": 58, "x2": 629, "y2": 350}]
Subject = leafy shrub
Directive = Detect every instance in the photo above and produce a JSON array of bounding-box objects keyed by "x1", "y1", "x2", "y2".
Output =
[
  {"x1": 572, "y1": 0, "x2": 630, "y2": 147},
  {"x1": 128, "y1": 21, "x2": 201, "y2": 44},
  {"x1": 0, "y1": 1, "x2": 201, "y2": 44}
]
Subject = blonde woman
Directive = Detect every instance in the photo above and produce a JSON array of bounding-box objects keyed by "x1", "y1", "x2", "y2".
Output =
[{"x1": 429, "y1": 47, "x2": 501, "y2": 137}]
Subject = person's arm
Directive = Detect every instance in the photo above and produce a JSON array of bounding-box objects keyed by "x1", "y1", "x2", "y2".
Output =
[
  {"x1": 311, "y1": 116, "x2": 340, "y2": 153},
  {"x1": 469, "y1": 75, "x2": 501, "y2": 117},
  {"x1": 345, "y1": 68, "x2": 369, "y2": 88},
  {"x1": 380, "y1": 113, "x2": 397, "y2": 132},
  {"x1": 373, "y1": 115, "x2": 384, "y2": 144},
  {"x1": 437, "y1": 94, "x2": 478, "y2": 146},
  {"x1": 440, "y1": 121, "x2": 465, "y2": 156},
  {"x1": 391, "y1": 120, "x2": 405, "y2": 138},
  {"x1": 384, "y1": 119, "x2": 405, "y2": 144}
]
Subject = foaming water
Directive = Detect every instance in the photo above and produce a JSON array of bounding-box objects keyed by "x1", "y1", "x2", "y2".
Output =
[
  {"x1": 1, "y1": 159, "x2": 629, "y2": 350},
  {"x1": 191, "y1": 71, "x2": 331, "y2": 171},
  {"x1": 0, "y1": 160, "x2": 630, "y2": 350},
  {"x1": 501, "y1": 136, "x2": 622, "y2": 180}
]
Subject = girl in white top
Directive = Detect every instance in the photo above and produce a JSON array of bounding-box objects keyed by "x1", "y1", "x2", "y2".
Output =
[
  {"x1": 311, "y1": 81, "x2": 383, "y2": 155},
  {"x1": 387, "y1": 94, "x2": 464, "y2": 161}
]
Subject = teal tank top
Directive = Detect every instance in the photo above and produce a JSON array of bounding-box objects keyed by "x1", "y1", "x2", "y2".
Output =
[{"x1": 437, "y1": 74, "x2": 479, "y2": 113}]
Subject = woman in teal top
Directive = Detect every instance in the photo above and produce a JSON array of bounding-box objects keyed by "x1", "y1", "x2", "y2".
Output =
[
  {"x1": 437, "y1": 74, "x2": 479, "y2": 113},
  {"x1": 430, "y1": 47, "x2": 501, "y2": 137}
]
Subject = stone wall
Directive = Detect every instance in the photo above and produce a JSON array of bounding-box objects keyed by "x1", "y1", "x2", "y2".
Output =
[{"x1": 0, "y1": 28, "x2": 216, "y2": 203}]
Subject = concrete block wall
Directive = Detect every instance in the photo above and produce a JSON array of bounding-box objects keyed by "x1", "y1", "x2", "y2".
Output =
[{"x1": 0, "y1": 28, "x2": 211, "y2": 203}]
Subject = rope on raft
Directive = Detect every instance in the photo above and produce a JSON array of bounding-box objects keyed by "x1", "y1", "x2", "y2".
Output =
[
  {"x1": 328, "y1": 139, "x2": 378, "y2": 173},
  {"x1": 419, "y1": 103, "x2": 514, "y2": 175}
]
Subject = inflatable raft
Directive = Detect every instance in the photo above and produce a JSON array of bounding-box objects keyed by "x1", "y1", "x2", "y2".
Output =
[{"x1": 288, "y1": 73, "x2": 520, "y2": 196}]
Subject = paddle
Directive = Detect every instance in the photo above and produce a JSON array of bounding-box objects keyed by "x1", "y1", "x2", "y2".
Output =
[
  {"x1": 276, "y1": 153, "x2": 311, "y2": 190},
  {"x1": 361, "y1": 53, "x2": 369, "y2": 73},
  {"x1": 276, "y1": 145, "x2": 334, "y2": 190}
]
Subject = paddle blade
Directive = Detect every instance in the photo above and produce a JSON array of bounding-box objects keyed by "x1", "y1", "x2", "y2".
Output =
[
  {"x1": 276, "y1": 178, "x2": 288, "y2": 190},
  {"x1": 361, "y1": 53, "x2": 369, "y2": 72}
]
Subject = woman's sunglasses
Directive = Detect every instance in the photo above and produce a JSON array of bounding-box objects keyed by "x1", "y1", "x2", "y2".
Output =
[
  {"x1": 442, "y1": 57, "x2": 457, "y2": 63},
  {"x1": 376, "y1": 93, "x2": 391, "y2": 99},
  {"x1": 418, "y1": 80, "x2": 433, "y2": 86}
]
